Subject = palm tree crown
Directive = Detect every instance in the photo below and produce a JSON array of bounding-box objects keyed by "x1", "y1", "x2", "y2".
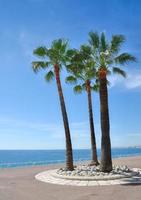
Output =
[
  {"x1": 88, "y1": 31, "x2": 136, "y2": 78},
  {"x1": 66, "y1": 45, "x2": 98, "y2": 92},
  {"x1": 32, "y1": 39, "x2": 70, "y2": 81}
]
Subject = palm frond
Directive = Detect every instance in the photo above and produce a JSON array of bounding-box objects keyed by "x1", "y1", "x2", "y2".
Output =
[
  {"x1": 73, "y1": 85, "x2": 83, "y2": 94},
  {"x1": 32, "y1": 61, "x2": 49, "y2": 72},
  {"x1": 85, "y1": 69, "x2": 96, "y2": 80},
  {"x1": 82, "y1": 82, "x2": 87, "y2": 90},
  {"x1": 33, "y1": 47, "x2": 48, "y2": 57},
  {"x1": 47, "y1": 49, "x2": 57, "y2": 61},
  {"x1": 110, "y1": 34, "x2": 125, "y2": 53},
  {"x1": 46, "y1": 39, "x2": 69, "y2": 65},
  {"x1": 95, "y1": 78, "x2": 99, "y2": 84},
  {"x1": 80, "y1": 45, "x2": 92, "y2": 56},
  {"x1": 88, "y1": 31, "x2": 99, "y2": 48},
  {"x1": 115, "y1": 53, "x2": 136, "y2": 65},
  {"x1": 66, "y1": 64, "x2": 80, "y2": 75},
  {"x1": 66, "y1": 76, "x2": 77, "y2": 84},
  {"x1": 45, "y1": 70, "x2": 54, "y2": 82},
  {"x1": 72, "y1": 52, "x2": 83, "y2": 63},
  {"x1": 107, "y1": 79, "x2": 111, "y2": 86},
  {"x1": 66, "y1": 49, "x2": 78, "y2": 58},
  {"x1": 52, "y1": 39, "x2": 68, "y2": 53},
  {"x1": 112, "y1": 67, "x2": 126, "y2": 78},
  {"x1": 100, "y1": 32, "x2": 108, "y2": 51},
  {"x1": 52, "y1": 39, "x2": 62, "y2": 49},
  {"x1": 91, "y1": 84, "x2": 99, "y2": 92},
  {"x1": 60, "y1": 40, "x2": 69, "y2": 54}
]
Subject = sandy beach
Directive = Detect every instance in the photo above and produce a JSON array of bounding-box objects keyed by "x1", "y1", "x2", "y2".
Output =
[{"x1": 0, "y1": 156, "x2": 140, "y2": 200}]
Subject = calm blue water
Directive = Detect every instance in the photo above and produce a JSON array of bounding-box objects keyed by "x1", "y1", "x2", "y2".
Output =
[{"x1": 0, "y1": 148, "x2": 141, "y2": 168}]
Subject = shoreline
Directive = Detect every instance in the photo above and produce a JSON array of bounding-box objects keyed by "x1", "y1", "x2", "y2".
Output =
[
  {"x1": 1, "y1": 147, "x2": 141, "y2": 169},
  {"x1": 0, "y1": 154, "x2": 141, "y2": 170}
]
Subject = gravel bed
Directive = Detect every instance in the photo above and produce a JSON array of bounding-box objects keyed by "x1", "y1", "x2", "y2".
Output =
[{"x1": 56, "y1": 165, "x2": 140, "y2": 179}]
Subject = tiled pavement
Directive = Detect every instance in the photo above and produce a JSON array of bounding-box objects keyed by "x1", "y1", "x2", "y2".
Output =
[{"x1": 35, "y1": 168, "x2": 141, "y2": 186}]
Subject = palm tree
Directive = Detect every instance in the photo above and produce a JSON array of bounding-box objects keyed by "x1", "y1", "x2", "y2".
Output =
[
  {"x1": 66, "y1": 45, "x2": 99, "y2": 165},
  {"x1": 89, "y1": 32, "x2": 136, "y2": 172},
  {"x1": 32, "y1": 39, "x2": 74, "y2": 170}
]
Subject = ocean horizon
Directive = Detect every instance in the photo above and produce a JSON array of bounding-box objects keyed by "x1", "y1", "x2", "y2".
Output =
[{"x1": 0, "y1": 147, "x2": 141, "y2": 168}]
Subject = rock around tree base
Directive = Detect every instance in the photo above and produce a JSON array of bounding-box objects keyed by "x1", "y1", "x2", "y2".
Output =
[{"x1": 35, "y1": 165, "x2": 141, "y2": 186}]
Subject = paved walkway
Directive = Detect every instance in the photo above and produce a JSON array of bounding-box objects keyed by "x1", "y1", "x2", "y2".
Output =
[{"x1": 35, "y1": 168, "x2": 141, "y2": 186}]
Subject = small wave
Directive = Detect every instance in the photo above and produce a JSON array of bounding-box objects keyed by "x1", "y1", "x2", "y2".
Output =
[
  {"x1": 0, "y1": 159, "x2": 66, "y2": 168},
  {"x1": 0, "y1": 150, "x2": 141, "y2": 168}
]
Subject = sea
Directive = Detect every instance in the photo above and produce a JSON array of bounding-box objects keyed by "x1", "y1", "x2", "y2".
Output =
[{"x1": 0, "y1": 148, "x2": 141, "y2": 168}]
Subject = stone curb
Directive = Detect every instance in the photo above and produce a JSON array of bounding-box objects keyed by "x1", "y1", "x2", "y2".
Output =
[{"x1": 35, "y1": 168, "x2": 141, "y2": 186}]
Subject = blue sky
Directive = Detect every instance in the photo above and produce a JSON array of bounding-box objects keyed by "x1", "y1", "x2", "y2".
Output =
[{"x1": 0, "y1": 0, "x2": 141, "y2": 149}]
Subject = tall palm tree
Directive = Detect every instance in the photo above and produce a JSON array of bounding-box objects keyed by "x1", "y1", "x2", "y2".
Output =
[
  {"x1": 66, "y1": 45, "x2": 99, "y2": 165},
  {"x1": 32, "y1": 39, "x2": 74, "y2": 170},
  {"x1": 89, "y1": 32, "x2": 136, "y2": 172}
]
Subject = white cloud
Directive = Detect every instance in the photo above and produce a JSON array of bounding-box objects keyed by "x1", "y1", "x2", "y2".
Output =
[
  {"x1": 127, "y1": 133, "x2": 141, "y2": 137},
  {"x1": 0, "y1": 117, "x2": 100, "y2": 149},
  {"x1": 0, "y1": 117, "x2": 89, "y2": 137},
  {"x1": 125, "y1": 73, "x2": 141, "y2": 89},
  {"x1": 18, "y1": 31, "x2": 36, "y2": 58},
  {"x1": 108, "y1": 74, "x2": 123, "y2": 88},
  {"x1": 108, "y1": 70, "x2": 141, "y2": 89}
]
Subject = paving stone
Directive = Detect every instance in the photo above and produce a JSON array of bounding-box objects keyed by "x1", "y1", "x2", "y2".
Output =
[
  {"x1": 35, "y1": 168, "x2": 141, "y2": 186},
  {"x1": 87, "y1": 181, "x2": 99, "y2": 186}
]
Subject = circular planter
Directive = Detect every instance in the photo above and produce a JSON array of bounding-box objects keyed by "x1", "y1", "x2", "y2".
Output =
[{"x1": 35, "y1": 168, "x2": 141, "y2": 186}]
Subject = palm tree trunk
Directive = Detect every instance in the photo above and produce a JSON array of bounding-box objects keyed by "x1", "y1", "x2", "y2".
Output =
[
  {"x1": 86, "y1": 80, "x2": 99, "y2": 165},
  {"x1": 54, "y1": 64, "x2": 74, "y2": 171},
  {"x1": 99, "y1": 73, "x2": 112, "y2": 172}
]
